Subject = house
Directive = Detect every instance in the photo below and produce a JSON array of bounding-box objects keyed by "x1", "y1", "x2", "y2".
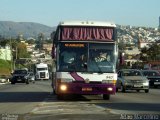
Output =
[{"x1": 0, "y1": 45, "x2": 12, "y2": 61}]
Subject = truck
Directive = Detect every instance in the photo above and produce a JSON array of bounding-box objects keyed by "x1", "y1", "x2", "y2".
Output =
[{"x1": 35, "y1": 63, "x2": 49, "y2": 80}]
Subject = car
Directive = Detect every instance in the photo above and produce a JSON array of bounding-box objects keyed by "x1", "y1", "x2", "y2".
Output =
[
  {"x1": 141, "y1": 70, "x2": 160, "y2": 88},
  {"x1": 116, "y1": 69, "x2": 149, "y2": 93},
  {"x1": 28, "y1": 72, "x2": 35, "y2": 83},
  {"x1": 10, "y1": 69, "x2": 29, "y2": 84}
]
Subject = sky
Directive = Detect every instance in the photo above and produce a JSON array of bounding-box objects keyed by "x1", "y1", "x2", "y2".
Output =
[{"x1": 0, "y1": 0, "x2": 160, "y2": 28}]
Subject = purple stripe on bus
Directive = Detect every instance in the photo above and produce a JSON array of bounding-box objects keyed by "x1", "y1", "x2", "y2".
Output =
[{"x1": 70, "y1": 72, "x2": 84, "y2": 81}]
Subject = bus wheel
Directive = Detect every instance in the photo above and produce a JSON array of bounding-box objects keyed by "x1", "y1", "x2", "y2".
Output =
[
  {"x1": 57, "y1": 94, "x2": 64, "y2": 100},
  {"x1": 103, "y1": 94, "x2": 110, "y2": 100},
  {"x1": 53, "y1": 89, "x2": 57, "y2": 95}
]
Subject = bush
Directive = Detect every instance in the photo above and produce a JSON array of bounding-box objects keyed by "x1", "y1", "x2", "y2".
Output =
[{"x1": 0, "y1": 59, "x2": 11, "y2": 75}]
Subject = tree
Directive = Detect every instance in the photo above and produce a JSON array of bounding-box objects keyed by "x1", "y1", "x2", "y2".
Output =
[
  {"x1": 148, "y1": 42, "x2": 160, "y2": 61},
  {"x1": 140, "y1": 41, "x2": 160, "y2": 62},
  {"x1": 27, "y1": 39, "x2": 35, "y2": 44},
  {"x1": 16, "y1": 42, "x2": 30, "y2": 59}
]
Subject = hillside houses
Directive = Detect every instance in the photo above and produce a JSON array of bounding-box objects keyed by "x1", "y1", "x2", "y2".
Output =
[
  {"x1": 117, "y1": 25, "x2": 160, "y2": 67},
  {"x1": 0, "y1": 25, "x2": 160, "y2": 69}
]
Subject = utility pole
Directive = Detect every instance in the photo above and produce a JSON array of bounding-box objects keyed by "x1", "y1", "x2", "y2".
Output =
[{"x1": 10, "y1": 37, "x2": 13, "y2": 72}]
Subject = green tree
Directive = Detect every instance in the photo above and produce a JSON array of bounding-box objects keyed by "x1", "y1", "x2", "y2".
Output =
[
  {"x1": 16, "y1": 43, "x2": 30, "y2": 59},
  {"x1": 140, "y1": 41, "x2": 160, "y2": 62},
  {"x1": 148, "y1": 42, "x2": 160, "y2": 61}
]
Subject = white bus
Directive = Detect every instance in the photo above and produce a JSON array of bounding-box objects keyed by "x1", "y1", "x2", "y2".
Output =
[
  {"x1": 51, "y1": 21, "x2": 118, "y2": 100},
  {"x1": 35, "y1": 63, "x2": 49, "y2": 80}
]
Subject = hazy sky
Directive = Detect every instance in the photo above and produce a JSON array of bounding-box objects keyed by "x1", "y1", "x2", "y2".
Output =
[{"x1": 0, "y1": 0, "x2": 160, "y2": 27}]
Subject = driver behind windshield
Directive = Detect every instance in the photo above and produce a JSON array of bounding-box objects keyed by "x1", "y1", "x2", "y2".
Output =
[{"x1": 95, "y1": 52, "x2": 110, "y2": 62}]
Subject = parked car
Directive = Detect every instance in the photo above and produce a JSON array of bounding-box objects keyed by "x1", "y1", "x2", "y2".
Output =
[
  {"x1": 141, "y1": 70, "x2": 160, "y2": 88},
  {"x1": 116, "y1": 69, "x2": 149, "y2": 93},
  {"x1": 10, "y1": 69, "x2": 29, "y2": 84},
  {"x1": 28, "y1": 72, "x2": 35, "y2": 83}
]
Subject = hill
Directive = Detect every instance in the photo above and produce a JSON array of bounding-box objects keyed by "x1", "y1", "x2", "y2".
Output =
[{"x1": 0, "y1": 21, "x2": 55, "y2": 39}]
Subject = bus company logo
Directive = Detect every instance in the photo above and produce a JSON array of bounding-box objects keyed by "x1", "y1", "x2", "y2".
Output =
[{"x1": 65, "y1": 43, "x2": 84, "y2": 47}]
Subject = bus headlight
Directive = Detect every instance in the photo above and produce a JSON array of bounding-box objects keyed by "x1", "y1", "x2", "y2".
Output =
[
  {"x1": 60, "y1": 85, "x2": 67, "y2": 91},
  {"x1": 107, "y1": 87, "x2": 113, "y2": 91}
]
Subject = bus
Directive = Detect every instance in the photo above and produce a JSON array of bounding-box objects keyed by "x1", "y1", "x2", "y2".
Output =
[{"x1": 51, "y1": 21, "x2": 118, "y2": 100}]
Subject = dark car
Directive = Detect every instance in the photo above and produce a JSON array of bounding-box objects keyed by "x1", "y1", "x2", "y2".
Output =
[
  {"x1": 116, "y1": 69, "x2": 149, "y2": 93},
  {"x1": 141, "y1": 70, "x2": 160, "y2": 88},
  {"x1": 10, "y1": 69, "x2": 29, "y2": 84}
]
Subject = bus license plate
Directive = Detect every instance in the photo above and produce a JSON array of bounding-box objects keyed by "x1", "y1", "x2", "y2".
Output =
[{"x1": 82, "y1": 87, "x2": 92, "y2": 91}]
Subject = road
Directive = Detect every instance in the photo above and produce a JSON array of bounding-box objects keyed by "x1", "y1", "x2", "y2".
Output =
[{"x1": 0, "y1": 81, "x2": 160, "y2": 120}]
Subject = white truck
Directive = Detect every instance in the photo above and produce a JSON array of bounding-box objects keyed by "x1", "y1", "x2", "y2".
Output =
[{"x1": 35, "y1": 63, "x2": 49, "y2": 80}]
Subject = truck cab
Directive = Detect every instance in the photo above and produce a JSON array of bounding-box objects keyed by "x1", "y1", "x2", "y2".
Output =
[{"x1": 35, "y1": 63, "x2": 49, "y2": 80}]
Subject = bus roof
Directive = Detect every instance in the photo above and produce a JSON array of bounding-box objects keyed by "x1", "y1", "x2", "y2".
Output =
[{"x1": 58, "y1": 21, "x2": 116, "y2": 27}]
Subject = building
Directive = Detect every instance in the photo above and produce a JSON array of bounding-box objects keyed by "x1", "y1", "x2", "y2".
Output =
[
  {"x1": 124, "y1": 47, "x2": 141, "y2": 67},
  {"x1": 0, "y1": 45, "x2": 12, "y2": 61},
  {"x1": 43, "y1": 44, "x2": 52, "y2": 53}
]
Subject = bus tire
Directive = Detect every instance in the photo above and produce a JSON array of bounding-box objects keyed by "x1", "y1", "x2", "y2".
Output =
[
  {"x1": 103, "y1": 94, "x2": 110, "y2": 100},
  {"x1": 57, "y1": 94, "x2": 64, "y2": 100},
  {"x1": 53, "y1": 89, "x2": 57, "y2": 95}
]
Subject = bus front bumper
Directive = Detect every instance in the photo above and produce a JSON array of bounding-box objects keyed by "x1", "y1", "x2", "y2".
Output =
[{"x1": 56, "y1": 83, "x2": 116, "y2": 95}]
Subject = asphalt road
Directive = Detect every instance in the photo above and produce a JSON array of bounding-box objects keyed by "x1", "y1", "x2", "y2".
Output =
[{"x1": 0, "y1": 81, "x2": 160, "y2": 120}]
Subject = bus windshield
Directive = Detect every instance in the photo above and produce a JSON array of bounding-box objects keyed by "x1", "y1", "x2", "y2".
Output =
[
  {"x1": 88, "y1": 43, "x2": 116, "y2": 73},
  {"x1": 58, "y1": 43, "x2": 87, "y2": 72},
  {"x1": 58, "y1": 43, "x2": 116, "y2": 73}
]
